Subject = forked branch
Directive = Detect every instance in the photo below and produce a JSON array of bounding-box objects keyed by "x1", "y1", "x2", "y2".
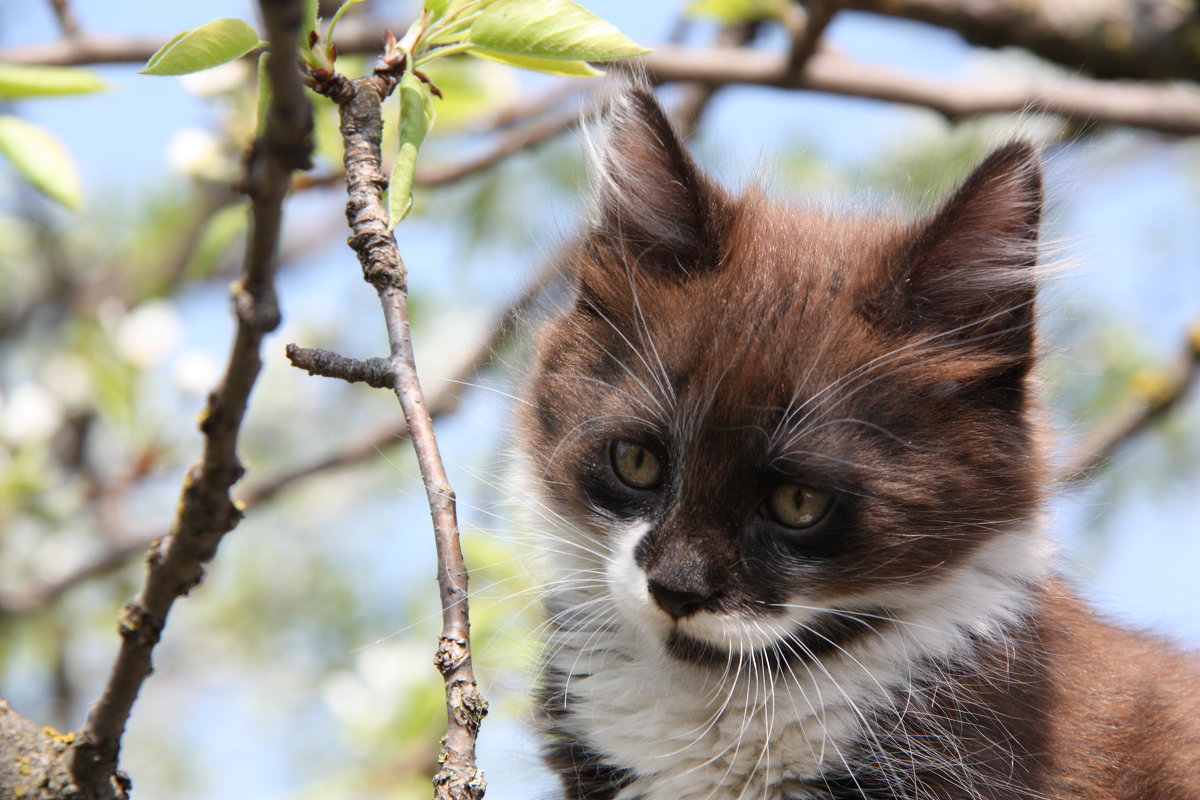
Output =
[{"x1": 297, "y1": 70, "x2": 487, "y2": 800}]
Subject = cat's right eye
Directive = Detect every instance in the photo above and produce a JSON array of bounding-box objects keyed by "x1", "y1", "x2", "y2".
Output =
[
  {"x1": 764, "y1": 484, "x2": 833, "y2": 529},
  {"x1": 610, "y1": 440, "x2": 663, "y2": 490}
]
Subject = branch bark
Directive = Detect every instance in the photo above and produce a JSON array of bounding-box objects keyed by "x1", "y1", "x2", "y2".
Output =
[
  {"x1": 0, "y1": 700, "x2": 84, "y2": 800},
  {"x1": 310, "y1": 69, "x2": 488, "y2": 800},
  {"x1": 844, "y1": 0, "x2": 1200, "y2": 82},
  {"x1": 642, "y1": 46, "x2": 1200, "y2": 136},
  {"x1": 51, "y1": 1, "x2": 313, "y2": 796}
]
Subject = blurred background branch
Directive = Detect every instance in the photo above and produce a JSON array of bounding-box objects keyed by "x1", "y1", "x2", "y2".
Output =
[
  {"x1": 1061, "y1": 320, "x2": 1200, "y2": 486},
  {"x1": 842, "y1": 0, "x2": 1200, "y2": 81}
]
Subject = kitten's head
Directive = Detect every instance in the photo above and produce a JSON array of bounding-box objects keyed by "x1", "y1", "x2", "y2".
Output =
[{"x1": 520, "y1": 87, "x2": 1048, "y2": 665}]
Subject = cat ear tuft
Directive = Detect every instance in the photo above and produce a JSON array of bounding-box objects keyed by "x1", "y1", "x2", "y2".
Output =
[
  {"x1": 584, "y1": 85, "x2": 727, "y2": 274},
  {"x1": 893, "y1": 141, "x2": 1043, "y2": 355}
]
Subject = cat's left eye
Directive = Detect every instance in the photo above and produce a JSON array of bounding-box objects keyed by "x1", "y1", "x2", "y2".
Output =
[
  {"x1": 611, "y1": 440, "x2": 663, "y2": 490},
  {"x1": 764, "y1": 484, "x2": 833, "y2": 529}
]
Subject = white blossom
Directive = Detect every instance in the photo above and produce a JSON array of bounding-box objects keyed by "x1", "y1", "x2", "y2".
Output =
[
  {"x1": 173, "y1": 349, "x2": 222, "y2": 395},
  {"x1": 165, "y1": 127, "x2": 223, "y2": 178},
  {"x1": 116, "y1": 300, "x2": 184, "y2": 370},
  {"x1": 1, "y1": 382, "x2": 64, "y2": 445}
]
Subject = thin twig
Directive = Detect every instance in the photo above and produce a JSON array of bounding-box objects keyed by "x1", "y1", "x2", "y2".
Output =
[
  {"x1": 1061, "y1": 320, "x2": 1200, "y2": 486},
  {"x1": 785, "y1": 0, "x2": 839, "y2": 77},
  {"x1": 46, "y1": 0, "x2": 82, "y2": 38},
  {"x1": 417, "y1": 103, "x2": 586, "y2": 186},
  {"x1": 672, "y1": 22, "x2": 761, "y2": 138},
  {"x1": 64, "y1": 1, "x2": 312, "y2": 794},
  {"x1": 285, "y1": 345, "x2": 395, "y2": 387},
  {"x1": 0, "y1": 536, "x2": 158, "y2": 618},
  {"x1": 252, "y1": 250, "x2": 558, "y2": 507},
  {"x1": 313, "y1": 71, "x2": 487, "y2": 800}
]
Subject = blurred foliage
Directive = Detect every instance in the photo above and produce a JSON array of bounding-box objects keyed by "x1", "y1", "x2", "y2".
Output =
[{"x1": 685, "y1": 0, "x2": 787, "y2": 24}]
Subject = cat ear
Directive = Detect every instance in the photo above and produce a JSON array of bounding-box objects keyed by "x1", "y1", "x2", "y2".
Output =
[
  {"x1": 893, "y1": 142, "x2": 1042, "y2": 355},
  {"x1": 585, "y1": 86, "x2": 727, "y2": 274}
]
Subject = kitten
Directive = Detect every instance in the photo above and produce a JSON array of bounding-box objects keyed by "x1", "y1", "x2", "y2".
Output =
[{"x1": 517, "y1": 87, "x2": 1200, "y2": 800}]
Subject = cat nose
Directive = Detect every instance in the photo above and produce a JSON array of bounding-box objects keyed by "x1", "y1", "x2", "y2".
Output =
[{"x1": 647, "y1": 579, "x2": 712, "y2": 619}]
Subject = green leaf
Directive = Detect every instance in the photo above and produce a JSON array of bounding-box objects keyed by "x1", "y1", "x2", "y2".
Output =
[
  {"x1": 186, "y1": 202, "x2": 249, "y2": 278},
  {"x1": 388, "y1": 73, "x2": 434, "y2": 228},
  {"x1": 327, "y1": 0, "x2": 367, "y2": 49},
  {"x1": 256, "y1": 52, "x2": 272, "y2": 136},
  {"x1": 426, "y1": 0, "x2": 474, "y2": 21},
  {"x1": 301, "y1": 0, "x2": 319, "y2": 46},
  {"x1": 469, "y1": 47, "x2": 603, "y2": 76},
  {"x1": 685, "y1": 0, "x2": 788, "y2": 24},
  {"x1": 0, "y1": 64, "x2": 109, "y2": 100},
  {"x1": 419, "y1": 56, "x2": 517, "y2": 131},
  {"x1": 311, "y1": 94, "x2": 345, "y2": 171},
  {"x1": 0, "y1": 115, "x2": 82, "y2": 210},
  {"x1": 140, "y1": 18, "x2": 262, "y2": 76},
  {"x1": 468, "y1": 0, "x2": 648, "y2": 62}
]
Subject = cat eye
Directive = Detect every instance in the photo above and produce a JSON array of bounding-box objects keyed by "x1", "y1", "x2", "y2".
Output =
[
  {"x1": 610, "y1": 440, "x2": 663, "y2": 490},
  {"x1": 764, "y1": 484, "x2": 833, "y2": 529}
]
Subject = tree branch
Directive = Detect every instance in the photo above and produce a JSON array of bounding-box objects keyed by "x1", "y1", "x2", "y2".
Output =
[
  {"x1": 62, "y1": 1, "x2": 312, "y2": 795},
  {"x1": 642, "y1": 46, "x2": 1200, "y2": 136},
  {"x1": 785, "y1": 0, "x2": 839, "y2": 78},
  {"x1": 0, "y1": 700, "x2": 84, "y2": 800},
  {"x1": 309, "y1": 69, "x2": 487, "y2": 800},
  {"x1": 671, "y1": 21, "x2": 762, "y2": 138},
  {"x1": 1061, "y1": 320, "x2": 1200, "y2": 486},
  {"x1": 46, "y1": 0, "x2": 81, "y2": 38},
  {"x1": 843, "y1": 0, "x2": 1200, "y2": 82},
  {"x1": 0, "y1": 536, "x2": 157, "y2": 618},
  {"x1": 0, "y1": 33, "x2": 165, "y2": 66},
  {"x1": 250, "y1": 247, "x2": 558, "y2": 507},
  {"x1": 9, "y1": 29, "x2": 1200, "y2": 137}
]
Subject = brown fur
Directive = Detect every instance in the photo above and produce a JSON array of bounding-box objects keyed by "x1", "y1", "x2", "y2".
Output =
[{"x1": 519, "y1": 86, "x2": 1200, "y2": 800}]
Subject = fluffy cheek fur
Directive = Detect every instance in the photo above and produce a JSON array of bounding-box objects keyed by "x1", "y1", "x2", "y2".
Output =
[{"x1": 605, "y1": 521, "x2": 669, "y2": 641}]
